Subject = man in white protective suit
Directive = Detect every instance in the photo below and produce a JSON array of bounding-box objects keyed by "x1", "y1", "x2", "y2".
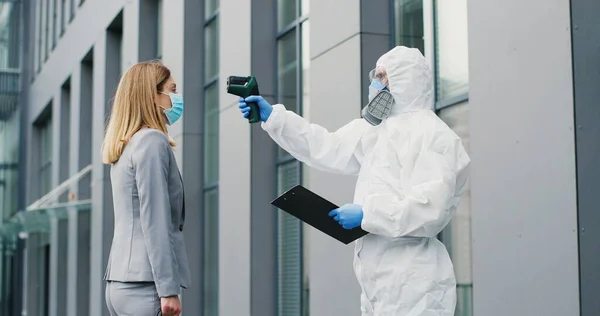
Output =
[{"x1": 238, "y1": 46, "x2": 471, "y2": 316}]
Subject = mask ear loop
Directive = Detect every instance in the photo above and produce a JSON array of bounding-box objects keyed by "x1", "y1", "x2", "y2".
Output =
[{"x1": 156, "y1": 91, "x2": 174, "y2": 111}]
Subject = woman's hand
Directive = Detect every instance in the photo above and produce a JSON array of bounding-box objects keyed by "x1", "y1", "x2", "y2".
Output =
[{"x1": 161, "y1": 296, "x2": 182, "y2": 316}]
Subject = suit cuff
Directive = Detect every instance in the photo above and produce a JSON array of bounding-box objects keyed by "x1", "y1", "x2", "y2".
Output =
[
  {"x1": 156, "y1": 282, "x2": 181, "y2": 298},
  {"x1": 261, "y1": 104, "x2": 286, "y2": 131}
]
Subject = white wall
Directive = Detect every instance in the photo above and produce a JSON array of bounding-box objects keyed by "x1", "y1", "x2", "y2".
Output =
[{"x1": 468, "y1": 0, "x2": 580, "y2": 314}]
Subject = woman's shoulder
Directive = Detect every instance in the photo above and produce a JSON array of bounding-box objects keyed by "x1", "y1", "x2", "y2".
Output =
[{"x1": 130, "y1": 128, "x2": 169, "y2": 146}]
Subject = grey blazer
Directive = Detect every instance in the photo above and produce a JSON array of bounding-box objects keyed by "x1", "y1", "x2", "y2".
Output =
[{"x1": 104, "y1": 128, "x2": 191, "y2": 297}]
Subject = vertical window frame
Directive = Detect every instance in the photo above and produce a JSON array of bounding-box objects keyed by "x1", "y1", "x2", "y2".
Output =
[{"x1": 274, "y1": 0, "x2": 309, "y2": 315}]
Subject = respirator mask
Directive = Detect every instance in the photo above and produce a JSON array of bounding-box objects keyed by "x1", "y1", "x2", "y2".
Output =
[{"x1": 361, "y1": 67, "x2": 394, "y2": 126}]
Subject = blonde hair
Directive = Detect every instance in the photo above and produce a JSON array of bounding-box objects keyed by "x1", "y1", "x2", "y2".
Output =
[{"x1": 101, "y1": 60, "x2": 175, "y2": 164}]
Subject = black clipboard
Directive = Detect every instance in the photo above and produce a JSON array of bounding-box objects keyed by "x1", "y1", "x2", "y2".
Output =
[{"x1": 271, "y1": 185, "x2": 368, "y2": 244}]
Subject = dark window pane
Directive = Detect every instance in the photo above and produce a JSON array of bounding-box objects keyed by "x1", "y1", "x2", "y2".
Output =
[
  {"x1": 61, "y1": 0, "x2": 66, "y2": 35},
  {"x1": 277, "y1": 30, "x2": 297, "y2": 112},
  {"x1": 276, "y1": 161, "x2": 302, "y2": 316},
  {"x1": 204, "y1": 19, "x2": 219, "y2": 81},
  {"x1": 205, "y1": 0, "x2": 219, "y2": 19},
  {"x1": 394, "y1": 0, "x2": 424, "y2": 55},
  {"x1": 52, "y1": 0, "x2": 57, "y2": 49},
  {"x1": 277, "y1": 29, "x2": 297, "y2": 158},
  {"x1": 70, "y1": 0, "x2": 75, "y2": 21},
  {"x1": 203, "y1": 83, "x2": 219, "y2": 185},
  {"x1": 277, "y1": 0, "x2": 296, "y2": 31},
  {"x1": 203, "y1": 188, "x2": 219, "y2": 316}
]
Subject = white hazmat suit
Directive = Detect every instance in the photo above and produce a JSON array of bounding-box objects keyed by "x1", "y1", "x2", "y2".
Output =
[{"x1": 261, "y1": 46, "x2": 470, "y2": 316}]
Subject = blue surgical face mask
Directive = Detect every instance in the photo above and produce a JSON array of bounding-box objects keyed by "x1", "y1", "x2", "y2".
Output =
[
  {"x1": 160, "y1": 92, "x2": 184, "y2": 125},
  {"x1": 368, "y1": 79, "x2": 389, "y2": 102},
  {"x1": 370, "y1": 78, "x2": 389, "y2": 91}
]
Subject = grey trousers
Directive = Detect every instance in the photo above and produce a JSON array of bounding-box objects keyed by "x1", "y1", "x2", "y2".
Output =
[{"x1": 105, "y1": 281, "x2": 161, "y2": 316}]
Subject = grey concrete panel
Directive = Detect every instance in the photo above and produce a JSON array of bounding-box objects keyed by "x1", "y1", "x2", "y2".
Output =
[
  {"x1": 468, "y1": 0, "x2": 579, "y2": 315},
  {"x1": 250, "y1": 0, "x2": 278, "y2": 313},
  {"x1": 160, "y1": 1, "x2": 185, "y2": 144},
  {"x1": 218, "y1": 106, "x2": 252, "y2": 316},
  {"x1": 218, "y1": 1, "x2": 252, "y2": 315},
  {"x1": 359, "y1": 0, "x2": 391, "y2": 35},
  {"x1": 179, "y1": 0, "x2": 204, "y2": 314},
  {"x1": 309, "y1": 0, "x2": 360, "y2": 59},
  {"x1": 178, "y1": 133, "x2": 203, "y2": 314},
  {"x1": 218, "y1": 0, "x2": 252, "y2": 110},
  {"x1": 570, "y1": 0, "x2": 600, "y2": 314},
  {"x1": 305, "y1": 35, "x2": 362, "y2": 316}
]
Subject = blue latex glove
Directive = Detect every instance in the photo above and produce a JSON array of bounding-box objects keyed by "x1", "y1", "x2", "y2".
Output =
[
  {"x1": 328, "y1": 204, "x2": 364, "y2": 230},
  {"x1": 238, "y1": 95, "x2": 273, "y2": 122}
]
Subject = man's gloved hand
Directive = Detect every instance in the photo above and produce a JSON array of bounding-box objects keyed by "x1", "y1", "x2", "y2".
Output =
[
  {"x1": 329, "y1": 204, "x2": 364, "y2": 230},
  {"x1": 238, "y1": 95, "x2": 273, "y2": 122}
]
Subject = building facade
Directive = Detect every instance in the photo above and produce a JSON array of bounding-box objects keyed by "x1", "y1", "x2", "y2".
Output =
[{"x1": 0, "y1": 0, "x2": 597, "y2": 315}]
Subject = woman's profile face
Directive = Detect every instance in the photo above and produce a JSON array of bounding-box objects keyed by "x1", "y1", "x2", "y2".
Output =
[{"x1": 156, "y1": 76, "x2": 178, "y2": 110}]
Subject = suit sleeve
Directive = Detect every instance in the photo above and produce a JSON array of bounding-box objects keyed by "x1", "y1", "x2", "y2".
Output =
[
  {"x1": 361, "y1": 134, "x2": 470, "y2": 238},
  {"x1": 261, "y1": 104, "x2": 370, "y2": 175},
  {"x1": 132, "y1": 131, "x2": 180, "y2": 297}
]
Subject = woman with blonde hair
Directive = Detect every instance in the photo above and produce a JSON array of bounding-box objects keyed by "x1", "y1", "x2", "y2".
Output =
[{"x1": 102, "y1": 60, "x2": 190, "y2": 316}]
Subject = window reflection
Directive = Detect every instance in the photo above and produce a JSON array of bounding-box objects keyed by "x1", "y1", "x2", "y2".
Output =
[
  {"x1": 394, "y1": 0, "x2": 424, "y2": 54},
  {"x1": 434, "y1": 0, "x2": 469, "y2": 101}
]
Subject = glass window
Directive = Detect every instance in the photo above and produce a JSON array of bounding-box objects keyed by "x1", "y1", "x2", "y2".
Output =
[
  {"x1": 394, "y1": 0, "x2": 424, "y2": 54},
  {"x1": 0, "y1": 106, "x2": 21, "y2": 220},
  {"x1": 44, "y1": 0, "x2": 50, "y2": 60},
  {"x1": 277, "y1": 30, "x2": 297, "y2": 114},
  {"x1": 69, "y1": 0, "x2": 75, "y2": 21},
  {"x1": 36, "y1": 0, "x2": 42, "y2": 72},
  {"x1": 204, "y1": 20, "x2": 219, "y2": 81},
  {"x1": 275, "y1": 1, "x2": 309, "y2": 313},
  {"x1": 434, "y1": 0, "x2": 469, "y2": 101},
  {"x1": 203, "y1": 83, "x2": 219, "y2": 186},
  {"x1": 203, "y1": 187, "x2": 219, "y2": 316},
  {"x1": 277, "y1": 161, "x2": 302, "y2": 316},
  {"x1": 38, "y1": 119, "x2": 53, "y2": 196},
  {"x1": 301, "y1": 21, "x2": 310, "y2": 114},
  {"x1": 202, "y1": 2, "x2": 219, "y2": 315},
  {"x1": 51, "y1": 0, "x2": 57, "y2": 49},
  {"x1": 60, "y1": 0, "x2": 66, "y2": 35},
  {"x1": 277, "y1": 0, "x2": 296, "y2": 31},
  {"x1": 277, "y1": 29, "x2": 297, "y2": 159},
  {"x1": 205, "y1": 0, "x2": 218, "y2": 19}
]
